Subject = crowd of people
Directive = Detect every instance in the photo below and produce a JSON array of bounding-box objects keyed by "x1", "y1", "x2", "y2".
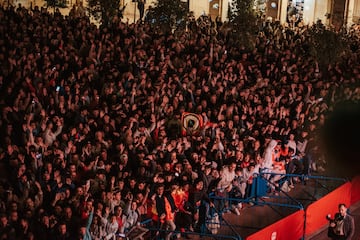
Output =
[{"x1": 0, "y1": 3, "x2": 360, "y2": 240}]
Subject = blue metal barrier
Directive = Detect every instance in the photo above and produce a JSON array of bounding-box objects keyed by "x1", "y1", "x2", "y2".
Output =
[
  {"x1": 247, "y1": 172, "x2": 346, "y2": 209},
  {"x1": 138, "y1": 222, "x2": 242, "y2": 240},
  {"x1": 208, "y1": 172, "x2": 346, "y2": 239},
  {"x1": 136, "y1": 173, "x2": 346, "y2": 240}
]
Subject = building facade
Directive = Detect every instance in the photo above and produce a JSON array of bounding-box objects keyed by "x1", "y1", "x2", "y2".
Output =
[
  {"x1": 263, "y1": 0, "x2": 360, "y2": 28},
  {"x1": 11, "y1": 0, "x2": 360, "y2": 27},
  {"x1": 128, "y1": 0, "x2": 359, "y2": 27}
]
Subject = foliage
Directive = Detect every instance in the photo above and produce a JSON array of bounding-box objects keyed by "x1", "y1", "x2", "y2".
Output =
[
  {"x1": 228, "y1": 0, "x2": 259, "y2": 50},
  {"x1": 87, "y1": 0, "x2": 123, "y2": 25},
  {"x1": 145, "y1": 0, "x2": 188, "y2": 33},
  {"x1": 44, "y1": 0, "x2": 67, "y2": 9},
  {"x1": 304, "y1": 21, "x2": 350, "y2": 68}
]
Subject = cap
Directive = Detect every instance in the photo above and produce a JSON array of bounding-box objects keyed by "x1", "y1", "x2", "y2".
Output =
[{"x1": 96, "y1": 169, "x2": 106, "y2": 175}]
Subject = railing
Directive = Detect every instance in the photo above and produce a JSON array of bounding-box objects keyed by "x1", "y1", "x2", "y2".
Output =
[
  {"x1": 207, "y1": 171, "x2": 347, "y2": 239},
  {"x1": 244, "y1": 171, "x2": 345, "y2": 207},
  {"x1": 137, "y1": 218, "x2": 242, "y2": 240},
  {"x1": 133, "y1": 173, "x2": 347, "y2": 240}
]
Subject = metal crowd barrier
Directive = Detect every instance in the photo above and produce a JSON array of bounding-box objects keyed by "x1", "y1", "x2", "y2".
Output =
[
  {"x1": 133, "y1": 172, "x2": 346, "y2": 240},
  {"x1": 207, "y1": 171, "x2": 347, "y2": 239},
  {"x1": 137, "y1": 219, "x2": 242, "y2": 240}
]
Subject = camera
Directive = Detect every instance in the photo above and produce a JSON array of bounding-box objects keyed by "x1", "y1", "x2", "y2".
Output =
[{"x1": 326, "y1": 213, "x2": 344, "y2": 223}]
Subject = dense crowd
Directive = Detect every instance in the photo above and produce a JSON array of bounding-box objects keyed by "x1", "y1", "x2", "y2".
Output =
[{"x1": 0, "y1": 3, "x2": 360, "y2": 240}]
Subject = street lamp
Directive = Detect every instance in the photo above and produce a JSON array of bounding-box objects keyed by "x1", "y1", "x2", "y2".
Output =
[{"x1": 132, "y1": 0, "x2": 137, "y2": 23}]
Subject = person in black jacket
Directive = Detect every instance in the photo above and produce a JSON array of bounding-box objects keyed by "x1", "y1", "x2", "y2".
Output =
[
  {"x1": 188, "y1": 178, "x2": 214, "y2": 232},
  {"x1": 153, "y1": 184, "x2": 176, "y2": 240},
  {"x1": 327, "y1": 203, "x2": 355, "y2": 240}
]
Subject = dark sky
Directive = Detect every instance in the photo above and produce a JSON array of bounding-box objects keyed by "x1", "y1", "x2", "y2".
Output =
[{"x1": 322, "y1": 100, "x2": 360, "y2": 179}]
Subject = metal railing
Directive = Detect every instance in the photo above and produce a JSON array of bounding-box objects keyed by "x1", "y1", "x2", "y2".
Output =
[
  {"x1": 138, "y1": 217, "x2": 242, "y2": 240},
  {"x1": 208, "y1": 171, "x2": 347, "y2": 239},
  {"x1": 133, "y1": 172, "x2": 346, "y2": 240}
]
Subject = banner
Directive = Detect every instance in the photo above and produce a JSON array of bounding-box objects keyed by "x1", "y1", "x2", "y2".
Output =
[
  {"x1": 181, "y1": 112, "x2": 203, "y2": 136},
  {"x1": 305, "y1": 182, "x2": 352, "y2": 236},
  {"x1": 246, "y1": 210, "x2": 304, "y2": 240}
]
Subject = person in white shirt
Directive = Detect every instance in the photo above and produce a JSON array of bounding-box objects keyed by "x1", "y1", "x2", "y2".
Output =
[
  {"x1": 216, "y1": 162, "x2": 236, "y2": 213},
  {"x1": 287, "y1": 133, "x2": 297, "y2": 157},
  {"x1": 43, "y1": 119, "x2": 63, "y2": 146},
  {"x1": 262, "y1": 140, "x2": 286, "y2": 192},
  {"x1": 121, "y1": 200, "x2": 139, "y2": 233},
  {"x1": 103, "y1": 214, "x2": 119, "y2": 240}
]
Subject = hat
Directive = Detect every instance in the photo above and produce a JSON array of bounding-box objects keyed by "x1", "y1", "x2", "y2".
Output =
[{"x1": 96, "y1": 169, "x2": 106, "y2": 175}]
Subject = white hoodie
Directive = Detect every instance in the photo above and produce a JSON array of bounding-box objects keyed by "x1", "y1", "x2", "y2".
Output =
[{"x1": 262, "y1": 140, "x2": 278, "y2": 169}]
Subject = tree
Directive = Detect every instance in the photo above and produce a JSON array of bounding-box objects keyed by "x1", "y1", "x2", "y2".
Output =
[
  {"x1": 228, "y1": 0, "x2": 258, "y2": 50},
  {"x1": 44, "y1": 0, "x2": 67, "y2": 9},
  {"x1": 145, "y1": 0, "x2": 188, "y2": 33},
  {"x1": 87, "y1": 0, "x2": 124, "y2": 26},
  {"x1": 304, "y1": 21, "x2": 350, "y2": 69}
]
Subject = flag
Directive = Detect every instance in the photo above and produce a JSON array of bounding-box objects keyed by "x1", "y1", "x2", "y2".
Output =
[{"x1": 181, "y1": 112, "x2": 204, "y2": 136}]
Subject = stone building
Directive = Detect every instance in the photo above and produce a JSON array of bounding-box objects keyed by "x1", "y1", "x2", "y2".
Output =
[
  {"x1": 129, "y1": 0, "x2": 360, "y2": 27},
  {"x1": 10, "y1": 0, "x2": 360, "y2": 27}
]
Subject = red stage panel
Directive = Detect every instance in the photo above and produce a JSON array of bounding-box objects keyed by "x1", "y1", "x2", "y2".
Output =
[
  {"x1": 246, "y1": 210, "x2": 304, "y2": 240},
  {"x1": 351, "y1": 176, "x2": 360, "y2": 205},
  {"x1": 305, "y1": 182, "x2": 352, "y2": 236}
]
